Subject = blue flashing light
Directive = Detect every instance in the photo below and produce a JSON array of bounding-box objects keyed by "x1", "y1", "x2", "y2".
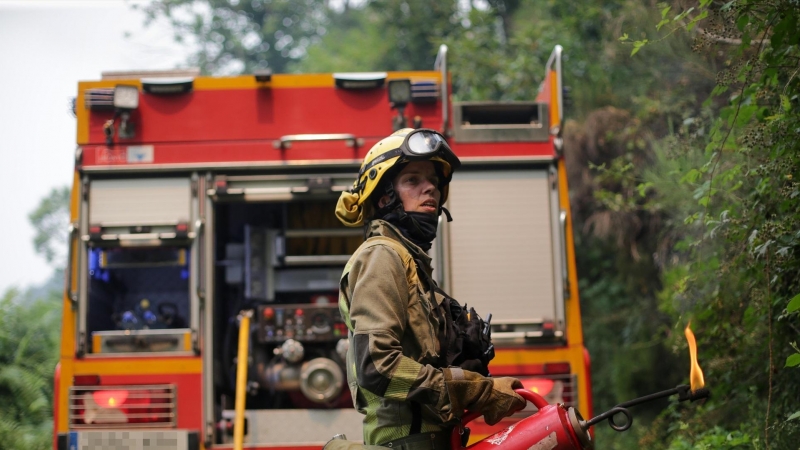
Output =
[
  {"x1": 121, "y1": 311, "x2": 138, "y2": 329},
  {"x1": 88, "y1": 248, "x2": 109, "y2": 281},
  {"x1": 88, "y1": 248, "x2": 100, "y2": 271},
  {"x1": 143, "y1": 310, "x2": 158, "y2": 325}
]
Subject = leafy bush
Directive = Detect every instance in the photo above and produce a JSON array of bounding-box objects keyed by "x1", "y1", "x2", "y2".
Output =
[{"x1": 0, "y1": 280, "x2": 62, "y2": 450}]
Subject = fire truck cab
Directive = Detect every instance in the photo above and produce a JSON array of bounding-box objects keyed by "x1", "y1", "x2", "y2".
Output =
[{"x1": 55, "y1": 45, "x2": 590, "y2": 450}]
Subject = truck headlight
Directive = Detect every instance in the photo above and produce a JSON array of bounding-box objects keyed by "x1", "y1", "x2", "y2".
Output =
[{"x1": 388, "y1": 79, "x2": 411, "y2": 106}]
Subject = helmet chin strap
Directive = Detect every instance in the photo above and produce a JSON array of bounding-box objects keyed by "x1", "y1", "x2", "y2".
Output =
[
  {"x1": 375, "y1": 181, "x2": 401, "y2": 219},
  {"x1": 441, "y1": 206, "x2": 453, "y2": 222}
]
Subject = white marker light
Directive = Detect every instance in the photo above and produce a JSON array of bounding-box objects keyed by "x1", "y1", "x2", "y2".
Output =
[{"x1": 113, "y1": 85, "x2": 139, "y2": 110}]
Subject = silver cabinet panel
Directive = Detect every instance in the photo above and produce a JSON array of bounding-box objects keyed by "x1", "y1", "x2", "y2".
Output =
[{"x1": 89, "y1": 178, "x2": 191, "y2": 227}]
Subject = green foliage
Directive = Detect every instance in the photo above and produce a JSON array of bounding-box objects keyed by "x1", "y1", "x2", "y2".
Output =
[
  {"x1": 565, "y1": 0, "x2": 800, "y2": 446},
  {"x1": 663, "y1": 426, "x2": 754, "y2": 449},
  {"x1": 365, "y1": 0, "x2": 461, "y2": 71},
  {"x1": 0, "y1": 282, "x2": 62, "y2": 450},
  {"x1": 291, "y1": 7, "x2": 390, "y2": 73},
  {"x1": 578, "y1": 233, "x2": 683, "y2": 417},
  {"x1": 1, "y1": 186, "x2": 70, "y2": 448},
  {"x1": 136, "y1": 0, "x2": 332, "y2": 74},
  {"x1": 294, "y1": 0, "x2": 462, "y2": 73},
  {"x1": 787, "y1": 341, "x2": 800, "y2": 370},
  {"x1": 443, "y1": 2, "x2": 547, "y2": 102},
  {"x1": 28, "y1": 186, "x2": 69, "y2": 268},
  {"x1": 786, "y1": 294, "x2": 800, "y2": 313},
  {"x1": 624, "y1": 0, "x2": 800, "y2": 447},
  {"x1": 136, "y1": 0, "x2": 467, "y2": 74}
]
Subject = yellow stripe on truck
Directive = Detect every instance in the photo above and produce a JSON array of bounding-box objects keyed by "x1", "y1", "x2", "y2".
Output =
[{"x1": 68, "y1": 357, "x2": 202, "y2": 375}]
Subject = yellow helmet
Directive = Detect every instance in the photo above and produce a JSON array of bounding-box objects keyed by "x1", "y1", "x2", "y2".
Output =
[{"x1": 336, "y1": 128, "x2": 460, "y2": 227}]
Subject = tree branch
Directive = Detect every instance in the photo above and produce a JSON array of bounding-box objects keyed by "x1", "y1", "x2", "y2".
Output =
[{"x1": 697, "y1": 27, "x2": 767, "y2": 45}]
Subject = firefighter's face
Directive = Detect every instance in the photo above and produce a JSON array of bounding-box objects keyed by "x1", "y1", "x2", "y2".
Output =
[{"x1": 380, "y1": 160, "x2": 441, "y2": 214}]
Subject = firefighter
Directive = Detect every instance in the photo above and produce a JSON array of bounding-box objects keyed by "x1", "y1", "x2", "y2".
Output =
[{"x1": 335, "y1": 128, "x2": 526, "y2": 449}]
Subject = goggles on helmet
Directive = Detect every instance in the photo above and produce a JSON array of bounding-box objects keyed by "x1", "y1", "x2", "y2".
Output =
[{"x1": 358, "y1": 128, "x2": 461, "y2": 180}]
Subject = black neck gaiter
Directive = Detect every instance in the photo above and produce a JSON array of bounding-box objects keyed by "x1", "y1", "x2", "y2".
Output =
[{"x1": 383, "y1": 210, "x2": 439, "y2": 251}]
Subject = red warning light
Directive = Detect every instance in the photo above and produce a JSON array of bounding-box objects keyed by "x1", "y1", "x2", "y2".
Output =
[
  {"x1": 92, "y1": 390, "x2": 129, "y2": 408},
  {"x1": 519, "y1": 378, "x2": 555, "y2": 396}
]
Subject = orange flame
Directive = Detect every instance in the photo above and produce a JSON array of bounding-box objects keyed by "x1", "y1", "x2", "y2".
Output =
[{"x1": 684, "y1": 322, "x2": 705, "y2": 392}]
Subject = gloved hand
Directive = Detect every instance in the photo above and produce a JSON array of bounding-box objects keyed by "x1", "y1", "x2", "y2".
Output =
[{"x1": 443, "y1": 368, "x2": 526, "y2": 425}]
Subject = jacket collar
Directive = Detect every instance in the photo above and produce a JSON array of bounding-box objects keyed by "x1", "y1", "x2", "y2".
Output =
[{"x1": 367, "y1": 219, "x2": 433, "y2": 271}]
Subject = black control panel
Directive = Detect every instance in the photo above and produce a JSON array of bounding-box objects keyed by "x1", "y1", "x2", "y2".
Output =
[{"x1": 256, "y1": 304, "x2": 348, "y2": 343}]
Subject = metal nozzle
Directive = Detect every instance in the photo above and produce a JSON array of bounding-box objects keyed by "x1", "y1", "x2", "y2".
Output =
[{"x1": 677, "y1": 386, "x2": 710, "y2": 402}]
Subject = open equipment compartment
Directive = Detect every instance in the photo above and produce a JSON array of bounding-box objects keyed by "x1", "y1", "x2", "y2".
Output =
[
  {"x1": 81, "y1": 176, "x2": 196, "y2": 356},
  {"x1": 209, "y1": 171, "x2": 365, "y2": 444}
]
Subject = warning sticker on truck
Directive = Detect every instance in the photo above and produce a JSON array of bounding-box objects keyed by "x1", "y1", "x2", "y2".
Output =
[{"x1": 95, "y1": 145, "x2": 154, "y2": 164}]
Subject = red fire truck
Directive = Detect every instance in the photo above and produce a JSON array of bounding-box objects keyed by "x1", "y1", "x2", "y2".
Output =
[{"x1": 55, "y1": 45, "x2": 591, "y2": 450}]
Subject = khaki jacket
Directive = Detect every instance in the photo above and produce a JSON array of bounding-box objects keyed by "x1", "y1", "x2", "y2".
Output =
[{"x1": 339, "y1": 220, "x2": 458, "y2": 445}]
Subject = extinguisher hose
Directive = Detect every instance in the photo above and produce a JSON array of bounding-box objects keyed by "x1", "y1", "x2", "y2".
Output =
[
  {"x1": 585, "y1": 384, "x2": 710, "y2": 432},
  {"x1": 584, "y1": 406, "x2": 632, "y2": 431}
]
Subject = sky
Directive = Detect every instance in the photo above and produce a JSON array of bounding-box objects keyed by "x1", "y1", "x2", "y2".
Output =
[{"x1": 0, "y1": 0, "x2": 189, "y2": 292}]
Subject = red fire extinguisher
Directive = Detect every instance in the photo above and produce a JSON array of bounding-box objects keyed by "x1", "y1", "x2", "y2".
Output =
[{"x1": 451, "y1": 385, "x2": 709, "y2": 450}]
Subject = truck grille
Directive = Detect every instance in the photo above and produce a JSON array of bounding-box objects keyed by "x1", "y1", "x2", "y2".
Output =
[
  {"x1": 515, "y1": 373, "x2": 579, "y2": 416},
  {"x1": 552, "y1": 373, "x2": 579, "y2": 408},
  {"x1": 84, "y1": 88, "x2": 115, "y2": 110},
  {"x1": 69, "y1": 384, "x2": 177, "y2": 429}
]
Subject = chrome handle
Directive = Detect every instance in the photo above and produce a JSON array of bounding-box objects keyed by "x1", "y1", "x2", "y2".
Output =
[
  {"x1": 559, "y1": 210, "x2": 570, "y2": 298},
  {"x1": 64, "y1": 223, "x2": 78, "y2": 305},
  {"x1": 273, "y1": 133, "x2": 364, "y2": 150},
  {"x1": 436, "y1": 44, "x2": 449, "y2": 136}
]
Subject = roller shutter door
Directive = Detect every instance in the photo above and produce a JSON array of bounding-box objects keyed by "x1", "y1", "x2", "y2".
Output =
[{"x1": 446, "y1": 169, "x2": 558, "y2": 324}]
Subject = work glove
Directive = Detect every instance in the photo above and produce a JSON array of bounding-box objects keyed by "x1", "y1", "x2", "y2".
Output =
[{"x1": 443, "y1": 367, "x2": 526, "y2": 426}]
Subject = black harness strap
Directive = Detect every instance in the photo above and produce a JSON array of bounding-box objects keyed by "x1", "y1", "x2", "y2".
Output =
[
  {"x1": 410, "y1": 401, "x2": 422, "y2": 435},
  {"x1": 410, "y1": 258, "x2": 445, "y2": 437},
  {"x1": 414, "y1": 258, "x2": 449, "y2": 367}
]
